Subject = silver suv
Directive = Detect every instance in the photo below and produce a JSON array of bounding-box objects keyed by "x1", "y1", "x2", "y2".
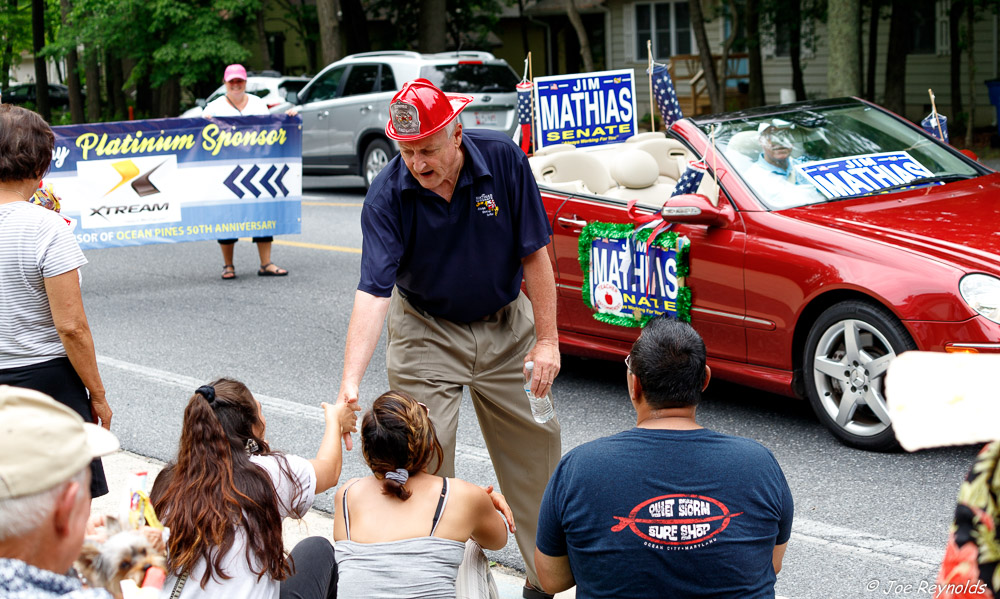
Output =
[{"x1": 279, "y1": 51, "x2": 520, "y2": 187}]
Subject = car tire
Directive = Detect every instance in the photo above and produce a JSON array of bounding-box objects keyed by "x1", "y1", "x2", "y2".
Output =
[
  {"x1": 362, "y1": 139, "x2": 393, "y2": 189},
  {"x1": 802, "y1": 300, "x2": 916, "y2": 452}
]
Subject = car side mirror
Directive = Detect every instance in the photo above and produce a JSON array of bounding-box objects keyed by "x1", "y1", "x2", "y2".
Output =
[
  {"x1": 959, "y1": 148, "x2": 979, "y2": 162},
  {"x1": 286, "y1": 91, "x2": 299, "y2": 105},
  {"x1": 661, "y1": 194, "x2": 733, "y2": 227},
  {"x1": 195, "y1": 98, "x2": 207, "y2": 108}
]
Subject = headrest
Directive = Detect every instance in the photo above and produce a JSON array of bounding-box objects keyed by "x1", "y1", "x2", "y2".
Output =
[{"x1": 611, "y1": 150, "x2": 660, "y2": 189}]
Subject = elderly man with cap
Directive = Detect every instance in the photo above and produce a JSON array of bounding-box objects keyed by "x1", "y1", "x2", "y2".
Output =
[
  {"x1": 743, "y1": 121, "x2": 817, "y2": 207},
  {"x1": 0, "y1": 385, "x2": 119, "y2": 598},
  {"x1": 336, "y1": 78, "x2": 561, "y2": 598}
]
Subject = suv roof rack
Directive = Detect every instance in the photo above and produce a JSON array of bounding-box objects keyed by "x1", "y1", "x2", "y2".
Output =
[
  {"x1": 345, "y1": 51, "x2": 422, "y2": 60},
  {"x1": 427, "y1": 51, "x2": 496, "y2": 60}
]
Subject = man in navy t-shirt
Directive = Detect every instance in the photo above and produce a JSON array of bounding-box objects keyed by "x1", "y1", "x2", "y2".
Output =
[
  {"x1": 535, "y1": 317, "x2": 793, "y2": 598},
  {"x1": 336, "y1": 79, "x2": 562, "y2": 598}
]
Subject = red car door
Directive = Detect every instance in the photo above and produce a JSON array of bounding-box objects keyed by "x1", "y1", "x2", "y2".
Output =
[{"x1": 547, "y1": 189, "x2": 749, "y2": 363}]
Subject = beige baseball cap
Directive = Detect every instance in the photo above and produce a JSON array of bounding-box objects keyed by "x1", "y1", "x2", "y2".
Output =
[{"x1": 0, "y1": 385, "x2": 119, "y2": 499}]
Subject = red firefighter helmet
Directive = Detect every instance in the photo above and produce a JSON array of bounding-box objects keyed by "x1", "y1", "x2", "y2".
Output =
[{"x1": 385, "y1": 78, "x2": 473, "y2": 142}]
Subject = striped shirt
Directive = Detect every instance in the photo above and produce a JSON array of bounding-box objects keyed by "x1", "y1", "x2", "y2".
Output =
[{"x1": 0, "y1": 202, "x2": 87, "y2": 369}]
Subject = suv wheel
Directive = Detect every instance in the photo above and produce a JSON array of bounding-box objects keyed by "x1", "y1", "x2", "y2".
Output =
[{"x1": 362, "y1": 139, "x2": 393, "y2": 188}]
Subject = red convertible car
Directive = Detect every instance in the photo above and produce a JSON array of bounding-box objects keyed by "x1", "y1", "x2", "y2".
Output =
[{"x1": 531, "y1": 97, "x2": 1000, "y2": 451}]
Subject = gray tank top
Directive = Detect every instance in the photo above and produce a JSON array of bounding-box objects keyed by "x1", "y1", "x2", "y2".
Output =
[{"x1": 335, "y1": 477, "x2": 466, "y2": 599}]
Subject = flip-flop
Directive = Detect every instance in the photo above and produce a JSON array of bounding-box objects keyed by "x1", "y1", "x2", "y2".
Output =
[
  {"x1": 222, "y1": 264, "x2": 236, "y2": 280},
  {"x1": 258, "y1": 262, "x2": 288, "y2": 277}
]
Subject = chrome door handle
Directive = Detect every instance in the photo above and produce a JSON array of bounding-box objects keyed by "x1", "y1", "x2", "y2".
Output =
[
  {"x1": 317, "y1": 110, "x2": 330, "y2": 120},
  {"x1": 557, "y1": 215, "x2": 587, "y2": 228},
  {"x1": 360, "y1": 105, "x2": 373, "y2": 113}
]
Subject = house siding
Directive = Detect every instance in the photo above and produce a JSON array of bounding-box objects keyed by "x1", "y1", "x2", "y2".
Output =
[{"x1": 603, "y1": 0, "x2": 999, "y2": 129}]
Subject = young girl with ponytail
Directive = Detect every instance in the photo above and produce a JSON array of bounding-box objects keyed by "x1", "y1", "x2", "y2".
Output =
[
  {"x1": 334, "y1": 390, "x2": 514, "y2": 598},
  {"x1": 150, "y1": 378, "x2": 358, "y2": 599}
]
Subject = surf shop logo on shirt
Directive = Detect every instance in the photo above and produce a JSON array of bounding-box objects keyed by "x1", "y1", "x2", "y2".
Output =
[
  {"x1": 475, "y1": 193, "x2": 499, "y2": 217},
  {"x1": 611, "y1": 494, "x2": 743, "y2": 550}
]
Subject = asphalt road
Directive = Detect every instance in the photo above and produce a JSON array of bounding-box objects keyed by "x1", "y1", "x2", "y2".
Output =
[{"x1": 83, "y1": 176, "x2": 983, "y2": 599}]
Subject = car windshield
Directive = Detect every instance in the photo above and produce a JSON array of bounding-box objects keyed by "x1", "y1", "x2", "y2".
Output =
[
  {"x1": 701, "y1": 103, "x2": 981, "y2": 210},
  {"x1": 419, "y1": 63, "x2": 519, "y2": 94}
]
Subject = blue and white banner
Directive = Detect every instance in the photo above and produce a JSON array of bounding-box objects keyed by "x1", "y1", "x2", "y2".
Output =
[
  {"x1": 796, "y1": 151, "x2": 933, "y2": 199},
  {"x1": 533, "y1": 69, "x2": 637, "y2": 150},
  {"x1": 45, "y1": 115, "x2": 302, "y2": 249},
  {"x1": 589, "y1": 236, "x2": 685, "y2": 320}
]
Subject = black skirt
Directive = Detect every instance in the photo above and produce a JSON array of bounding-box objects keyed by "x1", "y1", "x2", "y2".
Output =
[{"x1": 0, "y1": 356, "x2": 110, "y2": 498}]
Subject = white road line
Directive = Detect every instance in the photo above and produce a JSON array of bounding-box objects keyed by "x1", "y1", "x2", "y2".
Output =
[
  {"x1": 96, "y1": 354, "x2": 493, "y2": 463},
  {"x1": 790, "y1": 518, "x2": 944, "y2": 569}
]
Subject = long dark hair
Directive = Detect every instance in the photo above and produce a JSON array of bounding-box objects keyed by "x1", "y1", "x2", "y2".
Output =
[
  {"x1": 361, "y1": 390, "x2": 443, "y2": 500},
  {"x1": 151, "y1": 378, "x2": 301, "y2": 587}
]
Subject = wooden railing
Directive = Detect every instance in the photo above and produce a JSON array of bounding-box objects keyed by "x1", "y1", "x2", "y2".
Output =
[{"x1": 667, "y1": 53, "x2": 749, "y2": 116}]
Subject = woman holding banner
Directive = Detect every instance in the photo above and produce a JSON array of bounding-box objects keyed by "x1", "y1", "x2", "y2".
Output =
[
  {"x1": 204, "y1": 63, "x2": 289, "y2": 279},
  {"x1": 0, "y1": 104, "x2": 113, "y2": 498}
]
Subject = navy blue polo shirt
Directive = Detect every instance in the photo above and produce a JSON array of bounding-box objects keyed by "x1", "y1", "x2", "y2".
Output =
[{"x1": 359, "y1": 129, "x2": 552, "y2": 323}]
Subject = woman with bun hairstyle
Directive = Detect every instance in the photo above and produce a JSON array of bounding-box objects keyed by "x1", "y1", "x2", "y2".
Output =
[
  {"x1": 334, "y1": 390, "x2": 514, "y2": 598},
  {"x1": 151, "y1": 378, "x2": 358, "y2": 599}
]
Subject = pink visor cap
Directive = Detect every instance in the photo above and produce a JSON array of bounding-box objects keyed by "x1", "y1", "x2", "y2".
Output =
[{"x1": 224, "y1": 64, "x2": 248, "y2": 82}]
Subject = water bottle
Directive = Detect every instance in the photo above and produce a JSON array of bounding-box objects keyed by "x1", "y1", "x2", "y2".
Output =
[{"x1": 524, "y1": 361, "x2": 555, "y2": 423}]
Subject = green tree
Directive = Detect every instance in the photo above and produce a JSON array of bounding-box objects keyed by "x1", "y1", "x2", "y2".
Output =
[{"x1": 0, "y1": 0, "x2": 30, "y2": 93}]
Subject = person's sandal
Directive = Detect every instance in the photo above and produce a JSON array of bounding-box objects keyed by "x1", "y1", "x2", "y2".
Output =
[
  {"x1": 523, "y1": 580, "x2": 554, "y2": 599},
  {"x1": 222, "y1": 264, "x2": 236, "y2": 280},
  {"x1": 258, "y1": 262, "x2": 288, "y2": 277}
]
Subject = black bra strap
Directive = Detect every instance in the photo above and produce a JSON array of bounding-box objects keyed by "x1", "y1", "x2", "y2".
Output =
[{"x1": 430, "y1": 477, "x2": 449, "y2": 536}]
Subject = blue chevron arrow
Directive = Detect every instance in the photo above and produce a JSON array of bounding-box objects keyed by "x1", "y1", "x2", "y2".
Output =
[
  {"x1": 224, "y1": 166, "x2": 244, "y2": 198},
  {"x1": 275, "y1": 165, "x2": 290, "y2": 196},
  {"x1": 241, "y1": 165, "x2": 261, "y2": 198},
  {"x1": 259, "y1": 165, "x2": 277, "y2": 196}
]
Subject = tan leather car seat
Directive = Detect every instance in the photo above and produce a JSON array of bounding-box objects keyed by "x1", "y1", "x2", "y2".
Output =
[{"x1": 532, "y1": 150, "x2": 617, "y2": 195}]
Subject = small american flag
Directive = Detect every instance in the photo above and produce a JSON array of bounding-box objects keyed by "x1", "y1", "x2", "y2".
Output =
[
  {"x1": 648, "y1": 62, "x2": 683, "y2": 129},
  {"x1": 516, "y1": 81, "x2": 533, "y2": 155},
  {"x1": 671, "y1": 160, "x2": 707, "y2": 197}
]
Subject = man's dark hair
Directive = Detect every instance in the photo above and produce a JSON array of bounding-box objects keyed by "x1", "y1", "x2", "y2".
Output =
[
  {"x1": 0, "y1": 104, "x2": 54, "y2": 182},
  {"x1": 630, "y1": 316, "x2": 707, "y2": 408}
]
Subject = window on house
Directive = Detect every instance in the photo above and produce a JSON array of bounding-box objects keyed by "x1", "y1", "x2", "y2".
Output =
[
  {"x1": 636, "y1": 1, "x2": 692, "y2": 60},
  {"x1": 910, "y1": 0, "x2": 936, "y2": 55}
]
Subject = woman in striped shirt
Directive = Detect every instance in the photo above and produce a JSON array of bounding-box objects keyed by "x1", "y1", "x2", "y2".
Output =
[{"x1": 0, "y1": 104, "x2": 113, "y2": 498}]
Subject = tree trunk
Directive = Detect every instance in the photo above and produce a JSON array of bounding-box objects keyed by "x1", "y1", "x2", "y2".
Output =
[
  {"x1": 340, "y1": 0, "x2": 369, "y2": 54},
  {"x1": 106, "y1": 53, "x2": 126, "y2": 120},
  {"x1": 418, "y1": 0, "x2": 446, "y2": 53},
  {"x1": 31, "y1": 0, "x2": 50, "y2": 120},
  {"x1": 315, "y1": 0, "x2": 340, "y2": 67},
  {"x1": 746, "y1": 0, "x2": 765, "y2": 106},
  {"x1": 865, "y1": 0, "x2": 880, "y2": 100},
  {"x1": 59, "y1": 0, "x2": 84, "y2": 123},
  {"x1": 964, "y1": 0, "x2": 974, "y2": 144},
  {"x1": 883, "y1": 0, "x2": 910, "y2": 116},
  {"x1": 256, "y1": 9, "x2": 272, "y2": 70},
  {"x1": 949, "y1": 1, "x2": 963, "y2": 122},
  {"x1": 1, "y1": 0, "x2": 15, "y2": 93},
  {"x1": 158, "y1": 77, "x2": 180, "y2": 118},
  {"x1": 828, "y1": 0, "x2": 860, "y2": 97},
  {"x1": 690, "y1": 0, "x2": 723, "y2": 112},
  {"x1": 84, "y1": 48, "x2": 100, "y2": 122},
  {"x1": 135, "y1": 69, "x2": 152, "y2": 118},
  {"x1": 788, "y1": 0, "x2": 806, "y2": 100},
  {"x1": 518, "y1": 0, "x2": 530, "y2": 56},
  {"x1": 565, "y1": 0, "x2": 594, "y2": 72}
]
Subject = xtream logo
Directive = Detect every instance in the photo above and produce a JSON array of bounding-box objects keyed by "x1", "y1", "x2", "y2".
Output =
[{"x1": 89, "y1": 202, "x2": 170, "y2": 221}]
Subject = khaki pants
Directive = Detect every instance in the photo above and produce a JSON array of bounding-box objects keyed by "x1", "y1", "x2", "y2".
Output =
[{"x1": 387, "y1": 288, "x2": 562, "y2": 589}]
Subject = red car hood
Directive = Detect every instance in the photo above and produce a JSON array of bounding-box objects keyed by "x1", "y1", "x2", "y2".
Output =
[{"x1": 779, "y1": 174, "x2": 1000, "y2": 273}]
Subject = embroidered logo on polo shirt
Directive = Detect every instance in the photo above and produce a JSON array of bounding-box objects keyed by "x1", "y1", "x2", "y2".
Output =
[
  {"x1": 611, "y1": 493, "x2": 743, "y2": 551},
  {"x1": 476, "y1": 193, "x2": 498, "y2": 217}
]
